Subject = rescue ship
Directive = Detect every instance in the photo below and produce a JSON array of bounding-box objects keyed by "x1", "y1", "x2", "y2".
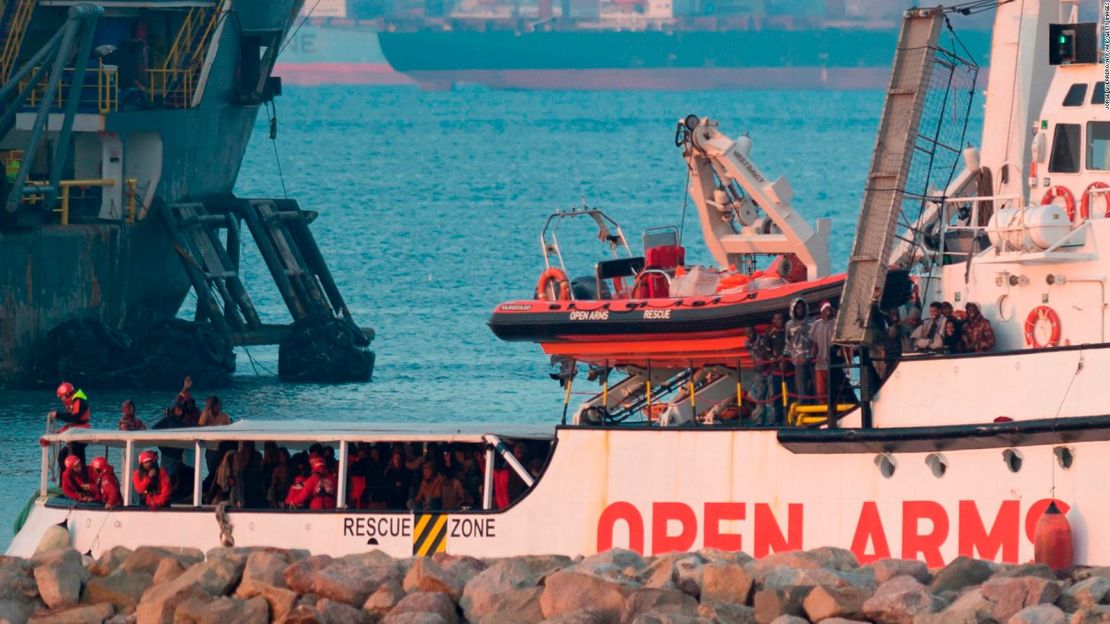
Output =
[{"x1": 11, "y1": 0, "x2": 1110, "y2": 568}]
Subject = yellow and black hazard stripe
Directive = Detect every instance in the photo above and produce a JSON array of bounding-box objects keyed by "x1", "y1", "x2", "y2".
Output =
[{"x1": 412, "y1": 513, "x2": 448, "y2": 556}]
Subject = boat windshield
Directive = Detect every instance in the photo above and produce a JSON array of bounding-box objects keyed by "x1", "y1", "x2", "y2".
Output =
[{"x1": 40, "y1": 420, "x2": 555, "y2": 513}]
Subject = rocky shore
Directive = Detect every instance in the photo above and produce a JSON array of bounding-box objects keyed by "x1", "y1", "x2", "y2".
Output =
[{"x1": 1, "y1": 542, "x2": 1107, "y2": 624}]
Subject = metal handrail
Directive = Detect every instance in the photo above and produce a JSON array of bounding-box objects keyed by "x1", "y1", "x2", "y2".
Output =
[{"x1": 22, "y1": 62, "x2": 118, "y2": 114}]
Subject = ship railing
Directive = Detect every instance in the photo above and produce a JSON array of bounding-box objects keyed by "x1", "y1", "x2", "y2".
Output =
[
  {"x1": 146, "y1": 68, "x2": 194, "y2": 108},
  {"x1": 21, "y1": 62, "x2": 119, "y2": 115},
  {"x1": 22, "y1": 177, "x2": 138, "y2": 225}
]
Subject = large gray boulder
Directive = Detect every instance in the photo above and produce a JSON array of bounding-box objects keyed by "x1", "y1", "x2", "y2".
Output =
[
  {"x1": 929, "y1": 557, "x2": 994, "y2": 595},
  {"x1": 118, "y1": 547, "x2": 202, "y2": 576},
  {"x1": 88, "y1": 547, "x2": 132, "y2": 577},
  {"x1": 1009, "y1": 604, "x2": 1066, "y2": 624},
  {"x1": 801, "y1": 585, "x2": 871, "y2": 621},
  {"x1": 173, "y1": 595, "x2": 269, "y2": 624},
  {"x1": 403, "y1": 558, "x2": 465, "y2": 602},
  {"x1": 34, "y1": 549, "x2": 87, "y2": 610},
  {"x1": 27, "y1": 602, "x2": 113, "y2": 624},
  {"x1": 867, "y1": 559, "x2": 931, "y2": 585},
  {"x1": 862, "y1": 575, "x2": 942, "y2": 624},
  {"x1": 1059, "y1": 577, "x2": 1110, "y2": 612},
  {"x1": 980, "y1": 575, "x2": 1062, "y2": 622},
  {"x1": 622, "y1": 587, "x2": 698, "y2": 623},
  {"x1": 135, "y1": 557, "x2": 244, "y2": 624},
  {"x1": 700, "y1": 563, "x2": 753, "y2": 606},
  {"x1": 82, "y1": 571, "x2": 152, "y2": 611},
  {"x1": 752, "y1": 586, "x2": 812, "y2": 624},
  {"x1": 383, "y1": 591, "x2": 458, "y2": 624},
  {"x1": 363, "y1": 579, "x2": 406, "y2": 622},
  {"x1": 460, "y1": 555, "x2": 569, "y2": 623},
  {"x1": 540, "y1": 568, "x2": 638, "y2": 621},
  {"x1": 236, "y1": 550, "x2": 300, "y2": 622}
]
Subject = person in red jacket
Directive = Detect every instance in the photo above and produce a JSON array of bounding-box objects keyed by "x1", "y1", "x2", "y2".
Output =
[
  {"x1": 60, "y1": 455, "x2": 97, "y2": 503},
  {"x1": 89, "y1": 457, "x2": 123, "y2": 509},
  {"x1": 285, "y1": 457, "x2": 336, "y2": 509},
  {"x1": 132, "y1": 450, "x2": 171, "y2": 509}
]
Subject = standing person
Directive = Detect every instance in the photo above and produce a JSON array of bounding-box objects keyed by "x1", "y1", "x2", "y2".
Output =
[
  {"x1": 784, "y1": 299, "x2": 814, "y2": 405},
  {"x1": 744, "y1": 325, "x2": 772, "y2": 426},
  {"x1": 810, "y1": 302, "x2": 837, "y2": 405},
  {"x1": 117, "y1": 400, "x2": 146, "y2": 431},
  {"x1": 267, "y1": 448, "x2": 293, "y2": 508},
  {"x1": 60, "y1": 455, "x2": 98, "y2": 503},
  {"x1": 286, "y1": 457, "x2": 337, "y2": 510},
  {"x1": 766, "y1": 312, "x2": 789, "y2": 425},
  {"x1": 51, "y1": 381, "x2": 90, "y2": 478},
  {"x1": 198, "y1": 396, "x2": 230, "y2": 426},
  {"x1": 961, "y1": 302, "x2": 996, "y2": 353},
  {"x1": 133, "y1": 451, "x2": 171, "y2": 509},
  {"x1": 89, "y1": 457, "x2": 122, "y2": 509},
  {"x1": 382, "y1": 450, "x2": 411, "y2": 509}
]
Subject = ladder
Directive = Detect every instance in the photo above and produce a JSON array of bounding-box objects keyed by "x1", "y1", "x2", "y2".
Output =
[
  {"x1": 157, "y1": 2, "x2": 222, "y2": 108},
  {"x1": 834, "y1": 8, "x2": 943, "y2": 345},
  {"x1": 160, "y1": 198, "x2": 357, "y2": 344},
  {"x1": 0, "y1": 0, "x2": 35, "y2": 82}
]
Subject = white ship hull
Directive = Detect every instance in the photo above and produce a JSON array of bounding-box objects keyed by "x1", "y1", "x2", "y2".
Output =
[{"x1": 9, "y1": 357, "x2": 1106, "y2": 565}]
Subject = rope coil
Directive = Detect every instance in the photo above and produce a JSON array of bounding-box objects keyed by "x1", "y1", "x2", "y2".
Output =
[{"x1": 215, "y1": 501, "x2": 234, "y2": 547}]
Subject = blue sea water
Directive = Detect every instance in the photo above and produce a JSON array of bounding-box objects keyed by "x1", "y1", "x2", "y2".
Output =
[{"x1": 0, "y1": 86, "x2": 930, "y2": 547}]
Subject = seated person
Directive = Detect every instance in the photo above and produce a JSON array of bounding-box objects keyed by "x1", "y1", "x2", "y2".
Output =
[
  {"x1": 285, "y1": 457, "x2": 336, "y2": 510},
  {"x1": 89, "y1": 457, "x2": 122, "y2": 509},
  {"x1": 961, "y1": 302, "x2": 995, "y2": 353},
  {"x1": 910, "y1": 302, "x2": 947, "y2": 352},
  {"x1": 61, "y1": 455, "x2": 97, "y2": 503},
  {"x1": 412, "y1": 462, "x2": 444, "y2": 511},
  {"x1": 133, "y1": 450, "x2": 172, "y2": 509}
]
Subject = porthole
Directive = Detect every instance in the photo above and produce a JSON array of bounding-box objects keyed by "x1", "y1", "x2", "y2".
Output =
[
  {"x1": 875, "y1": 453, "x2": 897, "y2": 479},
  {"x1": 925, "y1": 453, "x2": 948, "y2": 478},
  {"x1": 1003, "y1": 448, "x2": 1023, "y2": 473},
  {"x1": 1054, "y1": 446, "x2": 1074, "y2": 470}
]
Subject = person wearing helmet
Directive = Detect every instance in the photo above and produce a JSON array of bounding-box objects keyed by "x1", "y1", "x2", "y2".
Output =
[
  {"x1": 51, "y1": 381, "x2": 91, "y2": 478},
  {"x1": 132, "y1": 450, "x2": 171, "y2": 509},
  {"x1": 50, "y1": 381, "x2": 91, "y2": 432},
  {"x1": 60, "y1": 455, "x2": 98, "y2": 503},
  {"x1": 89, "y1": 457, "x2": 123, "y2": 509}
]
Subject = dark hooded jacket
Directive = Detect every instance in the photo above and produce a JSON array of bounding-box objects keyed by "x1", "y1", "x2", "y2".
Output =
[{"x1": 784, "y1": 298, "x2": 813, "y2": 364}]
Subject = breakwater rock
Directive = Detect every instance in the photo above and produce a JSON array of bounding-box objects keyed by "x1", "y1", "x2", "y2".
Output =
[{"x1": 2, "y1": 544, "x2": 1108, "y2": 624}]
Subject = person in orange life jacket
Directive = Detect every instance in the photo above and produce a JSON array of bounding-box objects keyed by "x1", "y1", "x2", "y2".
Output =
[
  {"x1": 89, "y1": 456, "x2": 123, "y2": 509},
  {"x1": 286, "y1": 457, "x2": 336, "y2": 510},
  {"x1": 492, "y1": 455, "x2": 511, "y2": 510},
  {"x1": 133, "y1": 450, "x2": 171, "y2": 509},
  {"x1": 60, "y1": 455, "x2": 98, "y2": 502}
]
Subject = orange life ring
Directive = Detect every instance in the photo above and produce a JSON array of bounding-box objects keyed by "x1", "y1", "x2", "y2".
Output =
[
  {"x1": 1080, "y1": 181, "x2": 1110, "y2": 220},
  {"x1": 535, "y1": 267, "x2": 570, "y2": 301},
  {"x1": 1024, "y1": 305, "x2": 1061, "y2": 348},
  {"x1": 1041, "y1": 186, "x2": 1078, "y2": 223}
]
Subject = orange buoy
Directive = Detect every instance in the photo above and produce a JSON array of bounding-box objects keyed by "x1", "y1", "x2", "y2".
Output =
[{"x1": 1033, "y1": 500, "x2": 1073, "y2": 571}]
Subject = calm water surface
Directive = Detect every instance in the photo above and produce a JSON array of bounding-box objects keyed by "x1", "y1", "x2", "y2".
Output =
[{"x1": 1, "y1": 86, "x2": 955, "y2": 546}]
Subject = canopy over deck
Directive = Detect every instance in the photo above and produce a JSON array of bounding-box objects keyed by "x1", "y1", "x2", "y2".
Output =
[{"x1": 43, "y1": 419, "x2": 557, "y2": 448}]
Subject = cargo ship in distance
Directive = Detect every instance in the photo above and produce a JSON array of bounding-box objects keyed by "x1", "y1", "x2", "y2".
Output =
[{"x1": 279, "y1": 0, "x2": 992, "y2": 90}]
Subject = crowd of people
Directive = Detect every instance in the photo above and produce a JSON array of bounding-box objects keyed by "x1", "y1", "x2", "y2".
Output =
[
  {"x1": 739, "y1": 298, "x2": 996, "y2": 426},
  {"x1": 52, "y1": 377, "x2": 550, "y2": 512}
]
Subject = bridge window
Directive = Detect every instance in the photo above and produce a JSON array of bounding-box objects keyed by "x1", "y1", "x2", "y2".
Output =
[
  {"x1": 1063, "y1": 83, "x2": 1088, "y2": 106},
  {"x1": 1049, "y1": 123, "x2": 1081, "y2": 173},
  {"x1": 1088, "y1": 122, "x2": 1110, "y2": 171},
  {"x1": 1093, "y1": 82, "x2": 1106, "y2": 106}
]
